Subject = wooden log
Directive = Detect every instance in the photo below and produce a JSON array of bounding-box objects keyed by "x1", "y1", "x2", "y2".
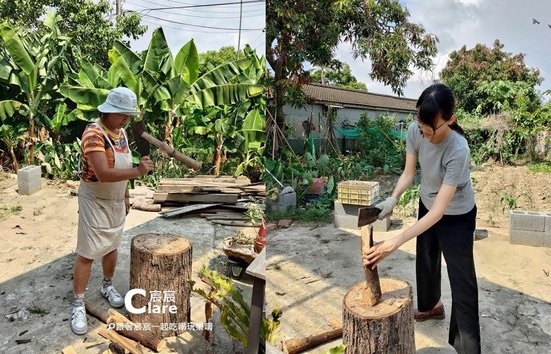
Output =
[
  {"x1": 283, "y1": 328, "x2": 343, "y2": 354},
  {"x1": 342, "y1": 278, "x2": 415, "y2": 354},
  {"x1": 130, "y1": 234, "x2": 193, "y2": 338},
  {"x1": 85, "y1": 303, "x2": 167, "y2": 352},
  {"x1": 98, "y1": 326, "x2": 144, "y2": 354},
  {"x1": 360, "y1": 225, "x2": 381, "y2": 306},
  {"x1": 132, "y1": 199, "x2": 162, "y2": 212}
]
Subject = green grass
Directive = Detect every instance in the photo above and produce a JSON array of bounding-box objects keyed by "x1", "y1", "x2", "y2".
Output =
[
  {"x1": 528, "y1": 161, "x2": 551, "y2": 173},
  {"x1": 267, "y1": 200, "x2": 333, "y2": 223},
  {"x1": 10, "y1": 205, "x2": 22, "y2": 214},
  {"x1": 29, "y1": 302, "x2": 49, "y2": 316}
]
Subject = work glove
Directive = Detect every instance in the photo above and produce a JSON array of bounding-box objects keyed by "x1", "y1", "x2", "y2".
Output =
[{"x1": 375, "y1": 197, "x2": 397, "y2": 220}]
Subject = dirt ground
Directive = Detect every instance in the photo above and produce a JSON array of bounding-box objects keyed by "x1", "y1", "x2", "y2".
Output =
[
  {"x1": 266, "y1": 163, "x2": 551, "y2": 353},
  {"x1": 1, "y1": 163, "x2": 550, "y2": 353},
  {"x1": 0, "y1": 174, "x2": 257, "y2": 354}
]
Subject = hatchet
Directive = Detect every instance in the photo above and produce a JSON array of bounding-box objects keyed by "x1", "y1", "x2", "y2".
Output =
[
  {"x1": 357, "y1": 206, "x2": 382, "y2": 306},
  {"x1": 130, "y1": 120, "x2": 202, "y2": 171}
]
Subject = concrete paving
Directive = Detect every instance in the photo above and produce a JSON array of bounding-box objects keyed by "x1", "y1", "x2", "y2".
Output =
[
  {"x1": 266, "y1": 219, "x2": 551, "y2": 353},
  {"x1": 0, "y1": 206, "x2": 256, "y2": 353}
]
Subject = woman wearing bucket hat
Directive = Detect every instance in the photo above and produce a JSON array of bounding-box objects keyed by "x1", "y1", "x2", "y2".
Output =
[{"x1": 71, "y1": 87, "x2": 155, "y2": 335}]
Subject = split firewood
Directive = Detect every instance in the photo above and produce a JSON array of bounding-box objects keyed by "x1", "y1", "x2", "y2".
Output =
[
  {"x1": 108, "y1": 343, "x2": 126, "y2": 354},
  {"x1": 282, "y1": 328, "x2": 343, "y2": 354},
  {"x1": 132, "y1": 199, "x2": 162, "y2": 212},
  {"x1": 98, "y1": 326, "x2": 144, "y2": 354},
  {"x1": 86, "y1": 302, "x2": 166, "y2": 352},
  {"x1": 62, "y1": 346, "x2": 78, "y2": 354}
]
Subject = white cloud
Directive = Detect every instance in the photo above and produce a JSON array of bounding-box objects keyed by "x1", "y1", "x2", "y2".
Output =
[
  {"x1": 455, "y1": 0, "x2": 482, "y2": 6},
  {"x1": 337, "y1": 0, "x2": 551, "y2": 98}
]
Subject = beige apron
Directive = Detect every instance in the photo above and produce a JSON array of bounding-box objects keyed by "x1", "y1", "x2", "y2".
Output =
[{"x1": 76, "y1": 123, "x2": 132, "y2": 260}]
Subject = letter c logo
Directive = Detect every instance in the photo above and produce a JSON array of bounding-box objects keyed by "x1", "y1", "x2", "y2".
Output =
[{"x1": 125, "y1": 288, "x2": 146, "y2": 314}]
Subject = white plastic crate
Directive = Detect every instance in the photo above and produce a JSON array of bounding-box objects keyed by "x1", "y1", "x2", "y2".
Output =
[{"x1": 337, "y1": 181, "x2": 380, "y2": 206}]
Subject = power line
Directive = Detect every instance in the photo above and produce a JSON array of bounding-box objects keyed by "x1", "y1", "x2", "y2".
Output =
[
  {"x1": 130, "y1": 0, "x2": 264, "y2": 12},
  {"x1": 125, "y1": 0, "x2": 263, "y2": 18},
  {"x1": 141, "y1": 18, "x2": 241, "y2": 33},
  {"x1": 138, "y1": 12, "x2": 264, "y2": 31}
]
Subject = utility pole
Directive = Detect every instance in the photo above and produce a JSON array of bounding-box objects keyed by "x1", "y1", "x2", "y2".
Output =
[
  {"x1": 237, "y1": 0, "x2": 243, "y2": 59},
  {"x1": 116, "y1": 0, "x2": 122, "y2": 17}
]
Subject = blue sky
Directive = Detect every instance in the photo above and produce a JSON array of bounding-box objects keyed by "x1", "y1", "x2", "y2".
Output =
[
  {"x1": 334, "y1": 0, "x2": 551, "y2": 99},
  {"x1": 122, "y1": 0, "x2": 265, "y2": 56}
]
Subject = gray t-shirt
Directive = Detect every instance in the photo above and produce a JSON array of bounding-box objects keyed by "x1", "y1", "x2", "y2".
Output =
[{"x1": 406, "y1": 121, "x2": 475, "y2": 215}]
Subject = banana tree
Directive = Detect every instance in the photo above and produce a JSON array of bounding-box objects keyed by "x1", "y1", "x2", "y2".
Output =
[
  {"x1": 0, "y1": 120, "x2": 26, "y2": 171},
  {"x1": 0, "y1": 12, "x2": 75, "y2": 164},
  {"x1": 61, "y1": 27, "x2": 264, "y2": 173}
]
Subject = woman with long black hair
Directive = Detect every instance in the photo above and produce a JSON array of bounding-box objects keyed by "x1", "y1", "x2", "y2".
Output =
[{"x1": 364, "y1": 83, "x2": 480, "y2": 354}]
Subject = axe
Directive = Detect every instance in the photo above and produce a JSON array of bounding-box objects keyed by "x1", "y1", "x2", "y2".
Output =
[{"x1": 130, "y1": 120, "x2": 202, "y2": 171}]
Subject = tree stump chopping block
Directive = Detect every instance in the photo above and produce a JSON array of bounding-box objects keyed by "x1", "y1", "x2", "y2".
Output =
[
  {"x1": 129, "y1": 234, "x2": 192, "y2": 338},
  {"x1": 342, "y1": 278, "x2": 415, "y2": 354}
]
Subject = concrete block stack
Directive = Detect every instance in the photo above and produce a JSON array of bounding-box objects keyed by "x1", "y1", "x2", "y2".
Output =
[
  {"x1": 334, "y1": 180, "x2": 390, "y2": 232},
  {"x1": 17, "y1": 165, "x2": 41, "y2": 195},
  {"x1": 509, "y1": 210, "x2": 551, "y2": 247}
]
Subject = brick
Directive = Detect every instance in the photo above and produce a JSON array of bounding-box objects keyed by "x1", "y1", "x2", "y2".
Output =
[
  {"x1": 509, "y1": 229, "x2": 545, "y2": 247},
  {"x1": 509, "y1": 210, "x2": 545, "y2": 232},
  {"x1": 17, "y1": 165, "x2": 41, "y2": 195}
]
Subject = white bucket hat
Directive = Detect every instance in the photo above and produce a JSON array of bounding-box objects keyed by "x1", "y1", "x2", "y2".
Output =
[{"x1": 97, "y1": 87, "x2": 140, "y2": 115}]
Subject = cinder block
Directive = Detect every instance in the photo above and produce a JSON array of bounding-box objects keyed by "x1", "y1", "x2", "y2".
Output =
[
  {"x1": 509, "y1": 210, "x2": 545, "y2": 232},
  {"x1": 333, "y1": 201, "x2": 389, "y2": 232},
  {"x1": 544, "y1": 213, "x2": 551, "y2": 233},
  {"x1": 509, "y1": 229, "x2": 545, "y2": 247},
  {"x1": 544, "y1": 233, "x2": 551, "y2": 248},
  {"x1": 17, "y1": 165, "x2": 41, "y2": 195}
]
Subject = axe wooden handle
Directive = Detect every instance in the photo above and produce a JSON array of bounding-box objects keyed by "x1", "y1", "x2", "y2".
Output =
[
  {"x1": 140, "y1": 131, "x2": 202, "y2": 170},
  {"x1": 361, "y1": 225, "x2": 382, "y2": 306}
]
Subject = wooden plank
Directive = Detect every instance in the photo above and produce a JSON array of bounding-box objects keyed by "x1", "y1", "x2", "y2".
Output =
[
  {"x1": 156, "y1": 185, "x2": 245, "y2": 194},
  {"x1": 205, "y1": 215, "x2": 248, "y2": 221},
  {"x1": 153, "y1": 193, "x2": 238, "y2": 204},
  {"x1": 246, "y1": 248, "x2": 265, "y2": 281},
  {"x1": 211, "y1": 220, "x2": 261, "y2": 227},
  {"x1": 159, "y1": 176, "x2": 251, "y2": 185},
  {"x1": 159, "y1": 203, "x2": 222, "y2": 218}
]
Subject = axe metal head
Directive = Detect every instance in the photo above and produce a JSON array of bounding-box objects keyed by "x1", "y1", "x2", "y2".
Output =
[
  {"x1": 357, "y1": 206, "x2": 381, "y2": 227},
  {"x1": 130, "y1": 119, "x2": 150, "y2": 157}
]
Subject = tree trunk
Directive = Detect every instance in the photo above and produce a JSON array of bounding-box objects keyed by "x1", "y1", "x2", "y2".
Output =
[
  {"x1": 213, "y1": 141, "x2": 224, "y2": 176},
  {"x1": 164, "y1": 111, "x2": 174, "y2": 146},
  {"x1": 28, "y1": 112, "x2": 35, "y2": 165},
  {"x1": 129, "y1": 234, "x2": 192, "y2": 338},
  {"x1": 342, "y1": 278, "x2": 415, "y2": 354}
]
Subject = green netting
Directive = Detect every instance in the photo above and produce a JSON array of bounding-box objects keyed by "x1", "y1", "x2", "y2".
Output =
[
  {"x1": 334, "y1": 127, "x2": 361, "y2": 138},
  {"x1": 334, "y1": 126, "x2": 406, "y2": 140}
]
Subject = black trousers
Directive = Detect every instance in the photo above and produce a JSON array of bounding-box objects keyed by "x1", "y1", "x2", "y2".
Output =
[{"x1": 416, "y1": 200, "x2": 481, "y2": 354}]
